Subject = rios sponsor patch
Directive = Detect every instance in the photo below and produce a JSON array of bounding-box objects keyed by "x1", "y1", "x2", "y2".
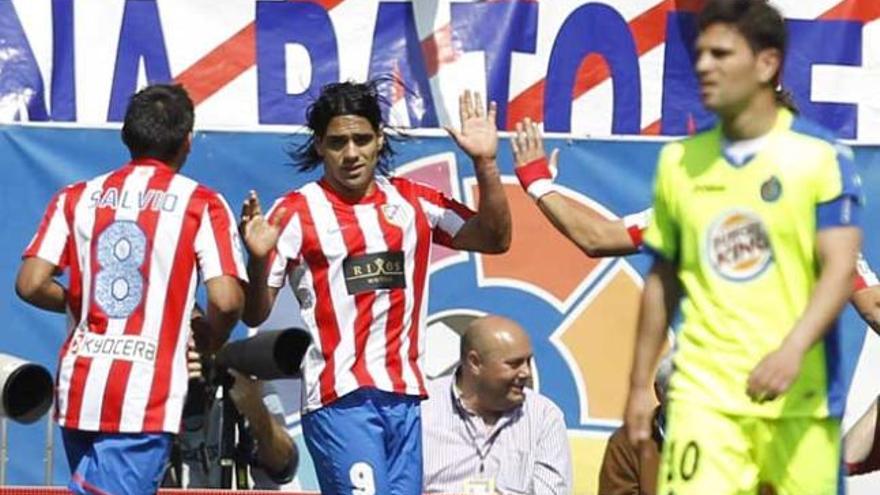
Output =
[{"x1": 343, "y1": 251, "x2": 406, "y2": 294}]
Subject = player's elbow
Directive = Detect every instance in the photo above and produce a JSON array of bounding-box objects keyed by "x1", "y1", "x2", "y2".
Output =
[
  {"x1": 15, "y1": 269, "x2": 42, "y2": 304},
  {"x1": 484, "y1": 221, "x2": 512, "y2": 254},
  {"x1": 486, "y1": 232, "x2": 511, "y2": 254},
  {"x1": 206, "y1": 275, "x2": 244, "y2": 312},
  {"x1": 210, "y1": 288, "x2": 244, "y2": 321}
]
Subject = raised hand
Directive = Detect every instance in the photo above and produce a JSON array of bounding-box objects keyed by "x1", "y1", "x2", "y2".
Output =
[
  {"x1": 240, "y1": 190, "x2": 284, "y2": 260},
  {"x1": 510, "y1": 118, "x2": 558, "y2": 201},
  {"x1": 511, "y1": 118, "x2": 559, "y2": 174},
  {"x1": 445, "y1": 90, "x2": 498, "y2": 163}
]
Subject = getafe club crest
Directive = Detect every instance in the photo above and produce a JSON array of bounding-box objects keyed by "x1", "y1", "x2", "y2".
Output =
[{"x1": 760, "y1": 176, "x2": 782, "y2": 202}]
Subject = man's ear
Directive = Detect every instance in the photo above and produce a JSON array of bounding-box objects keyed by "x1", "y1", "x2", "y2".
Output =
[
  {"x1": 756, "y1": 48, "x2": 782, "y2": 86},
  {"x1": 466, "y1": 349, "x2": 481, "y2": 374}
]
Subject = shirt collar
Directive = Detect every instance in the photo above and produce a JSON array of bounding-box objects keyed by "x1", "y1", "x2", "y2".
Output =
[
  {"x1": 128, "y1": 157, "x2": 176, "y2": 171},
  {"x1": 448, "y1": 367, "x2": 524, "y2": 424}
]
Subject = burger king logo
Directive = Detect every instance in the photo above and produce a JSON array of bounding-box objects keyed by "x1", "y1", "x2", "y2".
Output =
[{"x1": 706, "y1": 209, "x2": 773, "y2": 281}]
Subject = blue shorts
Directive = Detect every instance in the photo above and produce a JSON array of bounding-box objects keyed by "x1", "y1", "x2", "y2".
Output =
[
  {"x1": 62, "y1": 428, "x2": 172, "y2": 495},
  {"x1": 302, "y1": 387, "x2": 422, "y2": 495}
]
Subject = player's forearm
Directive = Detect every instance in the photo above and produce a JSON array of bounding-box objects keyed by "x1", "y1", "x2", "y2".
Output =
[
  {"x1": 851, "y1": 288, "x2": 880, "y2": 336},
  {"x1": 844, "y1": 398, "x2": 879, "y2": 466},
  {"x1": 630, "y1": 261, "x2": 678, "y2": 388},
  {"x1": 470, "y1": 158, "x2": 511, "y2": 253},
  {"x1": 243, "y1": 256, "x2": 274, "y2": 327},
  {"x1": 537, "y1": 193, "x2": 639, "y2": 257},
  {"x1": 243, "y1": 401, "x2": 296, "y2": 475},
  {"x1": 202, "y1": 277, "x2": 245, "y2": 352},
  {"x1": 784, "y1": 231, "x2": 860, "y2": 355}
]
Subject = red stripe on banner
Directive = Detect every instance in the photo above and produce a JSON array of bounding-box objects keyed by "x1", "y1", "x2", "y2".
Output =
[
  {"x1": 100, "y1": 167, "x2": 175, "y2": 430},
  {"x1": 332, "y1": 201, "x2": 377, "y2": 390},
  {"x1": 506, "y1": 0, "x2": 705, "y2": 129},
  {"x1": 314, "y1": 0, "x2": 346, "y2": 10},
  {"x1": 142, "y1": 192, "x2": 204, "y2": 431},
  {"x1": 641, "y1": 119, "x2": 662, "y2": 135},
  {"x1": 374, "y1": 189, "x2": 407, "y2": 393},
  {"x1": 173, "y1": 24, "x2": 256, "y2": 106},
  {"x1": 172, "y1": 1, "x2": 347, "y2": 106},
  {"x1": 298, "y1": 193, "x2": 342, "y2": 405},
  {"x1": 820, "y1": 0, "x2": 880, "y2": 22},
  {"x1": 423, "y1": 24, "x2": 458, "y2": 77}
]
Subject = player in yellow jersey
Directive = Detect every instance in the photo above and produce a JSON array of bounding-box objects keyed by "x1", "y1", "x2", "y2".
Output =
[{"x1": 623, "y1": 1, "x2": 862, "y2": 494}]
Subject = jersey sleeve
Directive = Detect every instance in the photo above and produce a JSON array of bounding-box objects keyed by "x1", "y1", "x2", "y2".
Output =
[
  {"x1": 854, "y1": 252, "x2": 879, "y2": 293},
  {"x1": 22, "y1": 186, "x2": 73, "y2": 268},
  {"x1": 266, "y1": 198, "x2": 302, "y2": 289},
  {"x1": 642, "y1": 145, "x2": 680, "y2": 262},
  {"x1": 814, "y1": 143, "x2": 862, "y2": 229},
  {"x1": 194, "y1": 192, "x2": 248, "y2": 283},
  {"x1": 408, "y1": 181, "x2": 476, "y2": 248}
]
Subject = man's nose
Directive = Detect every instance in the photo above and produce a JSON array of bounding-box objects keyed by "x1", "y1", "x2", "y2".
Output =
[
  {"x1": 695, "y1": 52, "x2": 712, "y2": 75},
  {"x1": 343, "y1": 140, "x2": 358, "y2": 158}
]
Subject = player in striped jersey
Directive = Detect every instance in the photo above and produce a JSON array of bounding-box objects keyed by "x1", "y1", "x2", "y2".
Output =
[
  {"x1": 240, "y1": 82, "x2": 511, "y2": 495},
  {"x1": 15, "y1": 84, "x2": 247, "y2": 495}
]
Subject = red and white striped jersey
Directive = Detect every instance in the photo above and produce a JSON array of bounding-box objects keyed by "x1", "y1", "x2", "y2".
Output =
[
  {"x1": 855, "y1": 252, "x2": 880, "y2": 292},
  {"x1": 23, "y1": 158, "x2": 247, "y2": 434},
  {"x1": 265, "y1": 176, "x2": 474, "y2": 412}
]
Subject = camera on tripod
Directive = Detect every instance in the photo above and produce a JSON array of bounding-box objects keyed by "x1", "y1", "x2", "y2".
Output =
[
  {"x1": 173, "y1": 327, "x2": 311, "y2": 489},
  {"x1": 206, "y1": 327, "x2": 311, "y2": 385}
]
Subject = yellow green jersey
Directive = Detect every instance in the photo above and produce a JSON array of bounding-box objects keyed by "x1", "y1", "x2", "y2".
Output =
[{"x1": 643, "y1": 108, "x2": 862, "y2": 419}]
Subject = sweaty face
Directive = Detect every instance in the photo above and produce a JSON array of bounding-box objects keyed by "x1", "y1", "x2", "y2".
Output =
[
  {"x1": 694, "y1": 23, "x2": 777, "y2": 116},
  {"x1": 316, "y1": 115, "x2": 384, "y2": 199},
  {"x1": 476, "y1": 333, "x2": 533, "y2": 412}
]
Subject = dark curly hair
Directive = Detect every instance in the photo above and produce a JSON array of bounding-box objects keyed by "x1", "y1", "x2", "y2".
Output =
[
  {"x1": 289, "y1": 79, "x2": 399, "y2": 175},
  {"x1": 121, "y1": 84, "x2": 194, "y2": 162}
]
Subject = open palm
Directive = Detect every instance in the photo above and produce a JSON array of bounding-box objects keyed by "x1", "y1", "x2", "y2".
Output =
[
  {"x1": 446, "y1": 90, "x2": 498, "y2": 162},
  {"x1": 240, "y1": 191, "x2": 284, "y2": 259}
]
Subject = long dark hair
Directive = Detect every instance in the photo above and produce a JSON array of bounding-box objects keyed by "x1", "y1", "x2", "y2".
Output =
[{"x1": 288, "y1": 79, "x2": 400, "y2": 175}]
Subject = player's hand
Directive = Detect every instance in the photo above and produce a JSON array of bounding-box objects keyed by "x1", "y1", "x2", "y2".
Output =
[
  {"x1": 624, "y1": 384, "x2": 655, "y2": 447},
  {"x1": 240, "y1": 190, "x2": 284, "y2": 260},
  {"x1": 228, "y1": 368, "x2": 264, "y2": 417},
  {"x1": 746, "y1": 343, "x2": 804, "y2": 403},
  {"x1": 445, "y1": 90, "x2": 498, "y2": 164},
  {"x1": 510, "y1": 118, "x2": 559, "y2": 200},
  {"x1": 186, "y1": 339, "x2": 203, "y2": 381},
  {"x1": 511, "y1": 118, "x2": 560, "y2": 172}
]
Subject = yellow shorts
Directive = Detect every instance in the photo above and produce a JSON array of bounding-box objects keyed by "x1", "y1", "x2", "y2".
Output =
[{"x1": 657, "y1": 400, "x2": 841, "y2": 495}]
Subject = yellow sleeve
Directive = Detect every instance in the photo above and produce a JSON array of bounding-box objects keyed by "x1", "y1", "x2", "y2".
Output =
[
  {"x1": 642, "y1": 144, "x2": 680, "y2": 261},
  {"x1": 815, "y1": 143, "x2": 861, "y2": 204}
]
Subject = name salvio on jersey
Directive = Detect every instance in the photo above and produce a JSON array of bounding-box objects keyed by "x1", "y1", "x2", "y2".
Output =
[
  {"x1": 343, "y1": 251, "x2": 406, "y2": 294},
  {"x1": 88, "y1": 187, "x2": 179, "y2": 212}
]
